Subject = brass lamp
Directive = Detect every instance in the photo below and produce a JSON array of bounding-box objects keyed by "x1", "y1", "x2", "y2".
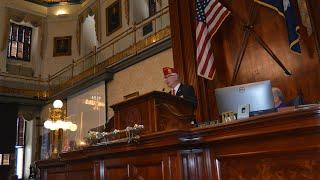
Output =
[
  {"x1": 43, "y1": 100, "x2": 77, "y2": 158},
  {"x1": 44, "y1": 100, "x2": 77, "y2": 131}
]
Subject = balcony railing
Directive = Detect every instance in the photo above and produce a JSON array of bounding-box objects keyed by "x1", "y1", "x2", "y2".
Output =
[
  {"x1": 0, "y1": 6, "x2": 171, "y2": 99},
  {"x1": 0, "y1": 72, "x2": 48, "y2": 99}
]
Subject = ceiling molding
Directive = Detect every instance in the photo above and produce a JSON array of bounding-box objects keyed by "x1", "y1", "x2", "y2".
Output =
[
  {"x1": 25, "y1": 0, "x2": 86, "y2": 7},
  {"x1": 46, "y1": 14, "x2": 78, "y2": 22},
  {"x1": 5, "y1": 4, "x2": 48, "y2": 17}
]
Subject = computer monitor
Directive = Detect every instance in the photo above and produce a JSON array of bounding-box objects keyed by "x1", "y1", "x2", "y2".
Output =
[{"x1": 215, "y1": 80, "x2": 275, "y2": 115}]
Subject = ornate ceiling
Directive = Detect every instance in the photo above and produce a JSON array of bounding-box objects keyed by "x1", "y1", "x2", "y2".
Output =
[{"x1": 25, "y1": 0, "x2": 85, "y2": 7}]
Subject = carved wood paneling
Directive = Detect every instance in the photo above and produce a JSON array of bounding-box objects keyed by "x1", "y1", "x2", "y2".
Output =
[
  {"x1": 116, "y1": 98, "x2": 154, "y2": 134},
  {"x1": 112, "y1": 91, "x2": 194, "y2": 134},
  {"x1": 105, "y1": 165, "x2": 128, "y2": 180},
  {"x1": 129, "y1": 162, "x2": 164, "y2": 179},
  {"x1": 307, "y1": 0, "x2": 320, "y2": 58},
  {"x1": 47, "y1": 173, "x2": 66, "y2": 180},
  {"x1": 181, "y1": 149, "x2": 212, "y2": 180},
  {"x1": 104, "y1": 152, "x2": 177, "y2": 180},
  {"x1": 66, "y1": 162, "x2": 94, "y2": 180},
  {"x1": 220, "y1": 154, "x2": 320, "y2": 180},
  {"x1": 43, "y1": 164, "x2": 66, "y2": 180},
  {"x1": 67, "y1": 171, "x2": 92, "y2": 180}
]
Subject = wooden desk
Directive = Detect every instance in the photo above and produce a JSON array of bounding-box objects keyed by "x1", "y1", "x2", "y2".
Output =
[{"x1": 37, "y1": 105, "x2": 320, "y2": 180}]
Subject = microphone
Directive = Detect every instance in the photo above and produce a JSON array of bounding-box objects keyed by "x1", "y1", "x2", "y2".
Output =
[{"x1": 162, "y1": 88, "x2": 172, "y2": 94}]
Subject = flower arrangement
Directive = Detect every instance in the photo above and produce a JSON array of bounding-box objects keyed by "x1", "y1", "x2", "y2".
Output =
[{"x1": 85, "y1": 124, "x2": 144, "y2": 145}]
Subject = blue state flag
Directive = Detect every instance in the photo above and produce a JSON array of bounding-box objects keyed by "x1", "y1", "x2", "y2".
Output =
[{"x1": 255, "y1": 0, "x2": 301, "y2": 53}]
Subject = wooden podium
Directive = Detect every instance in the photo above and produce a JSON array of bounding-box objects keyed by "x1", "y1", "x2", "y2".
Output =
[{"x1": 110, "y1": 91, "x2": 195, "y2": 134}]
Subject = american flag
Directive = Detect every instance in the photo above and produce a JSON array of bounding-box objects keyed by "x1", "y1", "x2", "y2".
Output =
[{"x1": 196, "y1": 0, "x2": 230, "y2": 80}]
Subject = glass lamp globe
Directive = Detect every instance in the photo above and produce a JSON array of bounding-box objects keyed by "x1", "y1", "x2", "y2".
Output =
[
  {"x1": 49, "y1": 122, "x2": 58, "y2": 131},
  {"x1": 70, "y1": 124, "x2": 78, "y2": 132},
  {"x1": 64, "y1": 121, "x2": 72, "y2": 129},
  {"x1": 55, "y1": 120, "x2": 64, "y2": 129},
  {"x1": 44, "y1": 120, "x2": 53, "y2": 129},
  {"x1": 53, "y1": 100, "x2": 63, "y2": 108}
]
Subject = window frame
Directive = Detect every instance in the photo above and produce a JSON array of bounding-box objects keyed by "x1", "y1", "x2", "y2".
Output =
[{"x1": 7, "y1": 23, "x2": 33, "y2": 62}]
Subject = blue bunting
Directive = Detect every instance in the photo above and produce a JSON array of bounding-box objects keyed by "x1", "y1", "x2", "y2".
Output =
[{"x1": 255, "y1": 0, "x2": 301, "y2": 54}]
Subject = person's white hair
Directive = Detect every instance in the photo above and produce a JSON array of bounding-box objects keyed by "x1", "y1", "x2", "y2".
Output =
[{"x1": 272, "y1": 87, "x2": 285, "y2": 102}]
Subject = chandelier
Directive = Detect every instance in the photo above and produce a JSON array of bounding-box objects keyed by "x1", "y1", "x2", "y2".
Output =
[
  {"x1": 44, "y1": 100, "x2": 77, "y2": 131},
  {"x1": 84, "y1": 95, "x2": 105, "y2": 111}
]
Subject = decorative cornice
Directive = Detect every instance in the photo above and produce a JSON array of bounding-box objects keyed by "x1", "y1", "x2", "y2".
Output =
[
  {"x1": 4, "y1": 4, "x2": 47, "y2": 18},
  {"x1": 0, "y1": 94, "x2": 46, "y2": 106},
  {"x1": 25, "y1": 0, "x2": 86, "y2": 7}
]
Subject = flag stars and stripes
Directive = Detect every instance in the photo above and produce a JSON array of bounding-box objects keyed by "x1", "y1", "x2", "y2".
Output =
[{"x1": 195, "y1": 0, "x2": 230, "y2": 80}]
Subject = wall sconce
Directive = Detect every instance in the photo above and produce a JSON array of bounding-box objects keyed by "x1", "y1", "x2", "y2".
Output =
[{"x1": 44, "y1": 100, "x2": 77, "y2": 131}]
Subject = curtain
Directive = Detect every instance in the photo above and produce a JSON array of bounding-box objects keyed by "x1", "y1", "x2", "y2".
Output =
[{"x1": 77, "y1": 0, "x2": 101, "y2": 55}]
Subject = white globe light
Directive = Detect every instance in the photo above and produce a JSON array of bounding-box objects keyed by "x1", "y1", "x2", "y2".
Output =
[
  {"x1": 56, "y1": 120, "x2": 64, "y2": 129},
  {"x1": 64, "y1": 121, "x2": 72, "y2": 129},
  {"x1": 61, "y1": 121, "x2": 70, "y2": 130},
  {"x1": 49, "y1": 122, "x2": 58, "y2": 130},
  {"x1": 61, "y1": 122, "x2": 66, "y2": 130},
  {"x1": 53, "y1": 100, "x2": 63, "y2": 108},
  {"x1": 44, "y1": 120, "x2": 52, "y2": 129},
  {"x1": 70, "y1": 124, "x2": 78, "y2": 131}
]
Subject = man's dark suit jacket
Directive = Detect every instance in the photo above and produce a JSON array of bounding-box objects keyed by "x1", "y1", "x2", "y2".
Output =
[{"x1": 175, "y1": 84, "x2": 197, "y2": 108}]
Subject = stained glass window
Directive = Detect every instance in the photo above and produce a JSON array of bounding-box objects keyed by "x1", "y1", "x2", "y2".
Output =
[{"x1": 7, "y1": 23, "x2": 32, "y2": 61}]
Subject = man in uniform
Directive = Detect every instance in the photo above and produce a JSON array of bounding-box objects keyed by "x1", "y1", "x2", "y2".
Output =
[{"x1": 163, "y1": 67, "x2": 197, "y2": 108}]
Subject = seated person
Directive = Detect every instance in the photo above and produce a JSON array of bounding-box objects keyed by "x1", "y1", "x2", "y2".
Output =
[
  {"x1": 272, "y1": 87, "x2": 287, "y2": 109},
  {"x1": 163, "y1": 67, "x2": 197, "y2": 108}
]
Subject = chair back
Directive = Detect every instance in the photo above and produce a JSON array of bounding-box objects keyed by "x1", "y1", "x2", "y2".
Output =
[{"x1": 287, "y1": 95, "x2": 304, "y2": 106}]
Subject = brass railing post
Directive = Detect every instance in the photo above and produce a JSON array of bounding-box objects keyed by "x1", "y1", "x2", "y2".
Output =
[
  {"x1": 133, "y1": 23, "x2": 137, "y2": 55},
  {"x1": 112, "y1": 42, "x2": 115, "y2": 60},
  {"x1": 37, "y1": 75, "x2": 41, "y2": 99},
  {"x1": 48, "y1": 74, "x2": 51, "y2": 96},
  {"x1": 71, "y1": 59, "x2": 75, "y2": 86},
  {"x1": 154, "y1": 17, "x2": 157, "y2": 33}
]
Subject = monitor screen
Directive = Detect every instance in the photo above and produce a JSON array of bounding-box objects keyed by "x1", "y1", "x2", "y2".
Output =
[{"x1": 215, "y1": 80, "x2": 275, "y2": 115}]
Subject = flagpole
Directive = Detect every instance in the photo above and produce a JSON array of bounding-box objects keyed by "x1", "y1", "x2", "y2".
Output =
[
  {"x1": 251, "y1": 29, "x2": 292, "y2": 76},
  {"x1": 231, "y1": 1, "x2": 291, "y2": 85},
  {"x1": 231, "y1": 2, "x2": 257, "y2": 85}
]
